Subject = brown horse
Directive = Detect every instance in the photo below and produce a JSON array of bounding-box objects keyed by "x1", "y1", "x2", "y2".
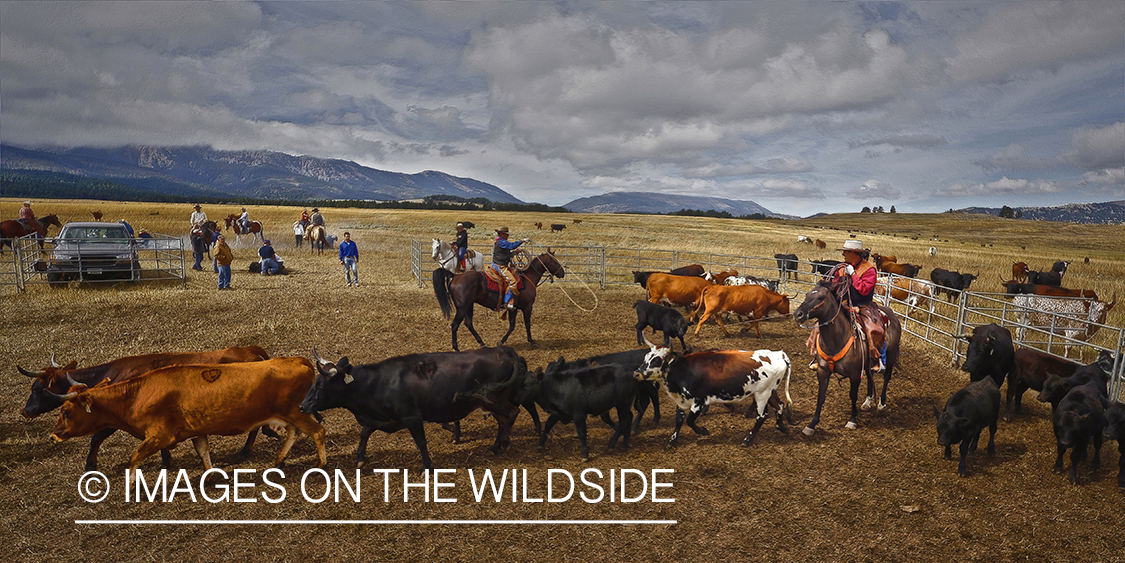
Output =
[
  {"x1": 793, "y1": 281, "x2": 901, "y2": 435},
  {"x1": 224, "y1": 215, "x2": 264, "y2": 245},
  {"x1": 433, "y1": 250, "x2": 565, "y2": 351},
  {"x1": 1, "y1": 214, "x2": 62, "y2": 253},
  {"x1": 304, "y1": 224, "x2": 327, "y2": 254}
]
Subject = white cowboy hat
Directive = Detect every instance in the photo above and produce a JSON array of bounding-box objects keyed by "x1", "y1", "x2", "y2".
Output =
[{"x1": 837, "y1": 239, "x2": 865, "y2": 251}]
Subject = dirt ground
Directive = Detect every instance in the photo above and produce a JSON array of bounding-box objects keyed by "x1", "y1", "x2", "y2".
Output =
[{"x1": 2, "y1": 218, "x2": 1122, "y2": 563}]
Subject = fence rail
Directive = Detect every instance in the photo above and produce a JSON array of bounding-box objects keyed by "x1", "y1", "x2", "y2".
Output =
[
  {"x1": 1, "y1": 234, "x2": 187, "y2": 291},
  {"x1": 413, "y1": 240, "x2": 1123, "y2": 400}
]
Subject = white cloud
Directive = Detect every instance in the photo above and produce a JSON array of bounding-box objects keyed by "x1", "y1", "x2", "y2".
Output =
[
  {"x1": 1060, "y1": 122, "x2": 1125, "y2": 171},
  {"x1": 848, "y1": 180, "x2": 901, "y2": 199},
  {"x1": 936, "y1": 177, "x2": 1062, "y2": 197}
]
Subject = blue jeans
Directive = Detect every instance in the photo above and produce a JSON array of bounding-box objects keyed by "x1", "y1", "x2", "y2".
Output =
[
  {"x1": 217, "y1": 264, "x2": 231, "y2": 288},
  {"x1": 343, "y1": 257, "x2": 358, "y2": 285},
  {"x1": 260, "y1": 258, "x2": 279, "y2": 275}
]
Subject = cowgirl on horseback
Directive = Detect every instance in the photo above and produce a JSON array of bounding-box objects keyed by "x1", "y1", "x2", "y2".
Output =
[{"x1": 831, "y1": 239, "x2": 886, "y2": 372}]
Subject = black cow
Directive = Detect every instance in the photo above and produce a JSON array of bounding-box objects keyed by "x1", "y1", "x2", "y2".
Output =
[
  {"x1": 1052, "y1": 382, "x2": 1106, "y2": 484},
  {"x1": 669, "y1": 264, "x2": 705, "y2": 277},
  {"x1": 632, "y1": 271, "x2": 657, "y2": 289},
  {"x1": 459, "y1": 221, "x2": 475, "y2": 229},
  {"x1": 518, "y1": 359, "x2": 636, "y2": 461},
  {"x1": 774, "y1": 253, "x2": 799, "y2": 280},
  {"x1": 1027, "y1": 269, "x2": 1062, "y2": 287},
  {"x1": 932, "y1": 378, "x2": 1000, "y2": 477},
  {"x1": 956, "y1": 324, "x2": 1015, "y2": 388},
  {"x1": 550, "y1": 223, "x2": 566, "y2": 233},
  {"x1": 544, "y1": 349, "x2": 660, "y2": 434},
  {"x1": 1036, "y1": 351, "x2": 1113, "y2": 412},
  {"x1": 930, "y1": 268, "x2": 977, "y2": 301},
  {"x1": 1103, "y1": 402, "x2": 1125, "y2": 488},
  {"x1": 810, "y1": 259, "x2": 842, "y2": 276},
  {"x1": 1006, "y1": 348, "x2": 1081, "y2": 421},
  {"x1": 634, "y1": 300, "x2": 690, "y2": 352},
  {"x1": 1051, "y1": 260, "x2": 1069, "y2": 275},
  {"x1": 301, "y1": 347, "x2": 525, "y2": 470}
]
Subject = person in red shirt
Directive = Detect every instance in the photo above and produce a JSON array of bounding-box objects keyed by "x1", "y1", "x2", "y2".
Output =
[{"x1": 832, "y1": 239, "x2": 885, "y2": 372}]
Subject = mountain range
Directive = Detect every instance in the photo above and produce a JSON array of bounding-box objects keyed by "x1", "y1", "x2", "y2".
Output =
[
  {"x1": 957, "y1": 201, "x2": 1124, "y2": 225},
  {"x1": 0, "y1": 144, "x2": 523, "y2": 203},
  {"x1": 563, "y1": 191, "x2": 784, "y2": 217}
]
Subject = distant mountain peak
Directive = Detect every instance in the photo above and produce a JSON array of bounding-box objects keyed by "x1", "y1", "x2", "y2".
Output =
[
  {"x1": 563, "y1": 191, "x2": 787, "y2": 218},
  {"x1": 956, "y1": 201, "x2": 1124, "y2": 225},
  {"x1": 0, "y1": 144, "x2": 523, "y2": 203}
]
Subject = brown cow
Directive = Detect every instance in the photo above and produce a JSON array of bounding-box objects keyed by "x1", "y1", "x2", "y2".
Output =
[
  {"x1": 20, "y1": 346, "x2": 273, "y2": 470},
  {"x1": 875, "y1": 276, "x2": 935, "y2": 317},
  {"x1": 646, "y1": 273, "x2": 712, "y2": 313},
  {"x1": 871, "y1": 254, "x2": 898, "y2": 269},
  {"x1": 1000, "y1": 281, "x2": 1098, "y2": 300},
  {"x1": 879, "y1": 262, "x2": 921, "y2": 278},
  {"x1": 815, "y1": 239, "x2": 826, "y2": 249},
  {"x1": 90, "y1": 210, "x2": 103, "y2": 220},
  {"x1": 691, "y1": 284, "x2": 791, "y2": 337},
  {"x1": 534, "y1": 222, "x2": 543, "y2": 230},
  {"x1": 1012, "y1": 262, "x2": 1030, "y2": 283},
  {"x1": 707, "y1": 267, "x2": 739, "y2": 285},
  {"x1": 49, "y1": 357, "x2": 326, "y2": 471},
  {"x1": 669, "y1": 264, "x2": 705, "y2": 277},
  {"x1": 573, "y1": 219, "x2": 582, "y2": 224}
]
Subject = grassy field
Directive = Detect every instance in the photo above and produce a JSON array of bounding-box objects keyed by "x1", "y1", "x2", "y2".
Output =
[{"x1": 2, "y1": 197, "x2": 1123, "y2": 562}]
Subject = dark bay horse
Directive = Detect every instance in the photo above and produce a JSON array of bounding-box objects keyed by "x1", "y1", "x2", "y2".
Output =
[
  {"x1": 793, "y1": 281, "x2": 901, "y2": 435},
  {"x1": 224, "y1": 215, "x2": 264, "y2": 245},
  {"x1": 433, "y1": 250, "x2": 565, "y2": 351},
  {"x1": 1, "y1": 214, "x2": 62, "y2": 253}
]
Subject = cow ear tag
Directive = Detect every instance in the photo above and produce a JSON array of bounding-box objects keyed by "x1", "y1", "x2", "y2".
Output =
[{"x1": 344, "y1": 373, "x2": 354, "y2": 384}]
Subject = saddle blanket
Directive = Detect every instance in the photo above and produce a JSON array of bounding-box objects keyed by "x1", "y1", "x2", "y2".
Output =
[{"x1": 483, "y1": 268, "x2": 524, "y2": 293}]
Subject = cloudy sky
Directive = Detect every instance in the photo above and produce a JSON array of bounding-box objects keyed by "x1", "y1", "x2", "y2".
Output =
[{"x1": 1, "y1": 1, "x2": 1122, "y2": 215}]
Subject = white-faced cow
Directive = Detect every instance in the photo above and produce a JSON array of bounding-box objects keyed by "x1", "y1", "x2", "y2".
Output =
[{"x1": 634, "y1": 338, "x2": 792, "y2": 447}]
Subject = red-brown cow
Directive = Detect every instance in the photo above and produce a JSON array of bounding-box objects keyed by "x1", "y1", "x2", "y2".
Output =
[
  {"x1": 691, "y1": 284, "x2": 791, "y2": 337},
  {"x1": 49, "y1": 357, "x2": 326, "y2": 471},
  {"x1": 19, "y1": 346, "x2": 271, "y2": 470},
  {"x1": 647, "y1": 272, "x2": 712, "y2": 312},
  {"x1": 1012, "y1": 262, "x2": 1030, "y2": 283},
  {"x1": 879, "y1": 262, "x2": 921, "y2": 278},
  {"x1": 872, "y1": 254, "x2": 898, "y2": 269}
]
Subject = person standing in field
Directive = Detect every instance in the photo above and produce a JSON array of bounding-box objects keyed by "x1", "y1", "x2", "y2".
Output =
[
  {"x1": 338, "y1": 232, "x2": 359, "y2": 287},
  {"x1": 214, "y1": 234, "x2": 233, "y2": 289},
  {"x1": 293, "y1": 221, "x2": 305, "y2": 247}
]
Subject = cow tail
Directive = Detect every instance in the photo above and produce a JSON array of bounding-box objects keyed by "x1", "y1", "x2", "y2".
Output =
[
  {"x1": 455, "y1": 354, "x2": 526, "y2": 404},
  {"x1": 782, "y1": 353, "x2": 795, "y2": 425},
  {"x1": 691, "y1": 286, "x2": 710, "y2": 321},
  {"x1": 432, "y1": 268, "x2": 454, "y2": 319}
]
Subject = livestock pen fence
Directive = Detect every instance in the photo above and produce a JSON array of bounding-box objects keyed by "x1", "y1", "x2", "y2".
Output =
[
  {"x1": 0, "y1": 233, "x2": 187, "y2": 292},
  {"x1": 411, "y1": 239, "x2": 1125, "y2": 400}
]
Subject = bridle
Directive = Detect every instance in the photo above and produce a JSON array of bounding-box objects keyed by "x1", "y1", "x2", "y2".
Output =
[
  {"x1": 433, "y1": 239, "x2": 457, "y2": 269},
  {"x1": 528, "y1": 253, "x2": 560, "y2": 287}
]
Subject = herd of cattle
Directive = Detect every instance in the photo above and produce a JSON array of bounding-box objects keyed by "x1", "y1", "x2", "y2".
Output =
[{"x1": 12, "y1": 253, "x2": 1121, "y2": 488}]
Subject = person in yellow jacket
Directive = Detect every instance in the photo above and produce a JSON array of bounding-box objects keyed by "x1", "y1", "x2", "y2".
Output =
[{"x1": 215, "y1": 234, "x2": 233, "y2": 289}]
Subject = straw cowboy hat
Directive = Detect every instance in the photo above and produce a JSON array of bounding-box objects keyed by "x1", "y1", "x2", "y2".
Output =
[
  {"x1": 193, "y1": 204, "x2": 202, "y2": 209},
  {"x1": 837, "y1": 239, "x2": 865, "y2": 252}
]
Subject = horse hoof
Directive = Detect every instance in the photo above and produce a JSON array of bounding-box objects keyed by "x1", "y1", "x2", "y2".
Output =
[
  {"x1": 861, "y1": 398, "x2": 874, "y2": 411},
  {"x1": 845, "y1": 421, "x2": 858, "y2": 430},
  {"x1": 356, "y1": 460, "x2": 367, "y2": 469},
  {"x1": 802, "y1": 427, "x2": 815, "y2": 436},
  {"x1": 877, "y1": 402, "x2": 889, "y2": 411}
]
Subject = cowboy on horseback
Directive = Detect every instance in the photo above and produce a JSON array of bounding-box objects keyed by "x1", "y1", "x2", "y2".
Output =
[
  {"x1": 831, "y1": 239, "x2": 886, "y2": 372},
  {"x1": 454, "y1": 223, "x2": 469, "y2": 272},
  {"x1": 18, "y1": 201, "x2": 36, "y2": 228},
  {"x1": 238, "y1": 208, "x2": 252, "y2": 234},
  {"x1": 491, "y1": 226, "x2": 529, "y2": 311}
]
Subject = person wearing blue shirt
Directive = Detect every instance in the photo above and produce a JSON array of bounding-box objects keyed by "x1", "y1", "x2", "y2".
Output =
[
  {"x1": 491, "y1": 226, "x2": 529, "y2": 310},
  {"x1": 258, "y1": 240, "x2": 279, "y2": 275},
  {"x1": 338, "y1": 232, "x2": 359, "y2": 287}
]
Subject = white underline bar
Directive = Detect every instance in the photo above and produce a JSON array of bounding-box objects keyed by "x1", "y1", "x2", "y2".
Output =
[{"x1": 76, "y1": 519, "x2": 677, "y2": 525}]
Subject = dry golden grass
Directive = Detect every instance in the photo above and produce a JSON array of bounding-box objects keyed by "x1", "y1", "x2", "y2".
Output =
[{"x1": 2, "y1": 197, "x2": 1123, "y2": 562}]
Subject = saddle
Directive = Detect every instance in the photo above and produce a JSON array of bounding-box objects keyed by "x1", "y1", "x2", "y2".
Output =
[
  {"x1": 483, "y1": 267, "x2": 524, "y2": 308},
  {"x1": 851, "y1": 305, "x2": 888, "y2": 370}
]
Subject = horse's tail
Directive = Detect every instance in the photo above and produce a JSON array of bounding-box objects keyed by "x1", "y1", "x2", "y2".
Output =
[{"x1": 432, "y1": 268, "x2": 454, "y2": 319}]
